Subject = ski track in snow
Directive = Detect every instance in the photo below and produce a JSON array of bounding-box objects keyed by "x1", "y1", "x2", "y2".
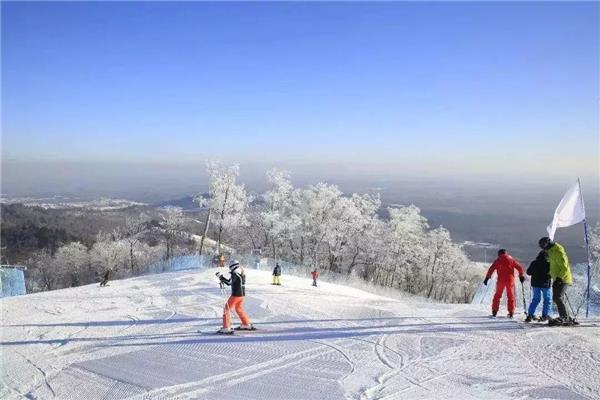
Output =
[
  {"x1": 1, "y1": 269, "x2": 599, "y2": 400},
  {"x1": 16, "y1": 350, "x2": 56, "y2": 399}
]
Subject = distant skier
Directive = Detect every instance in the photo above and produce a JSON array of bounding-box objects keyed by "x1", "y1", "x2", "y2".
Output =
[
  {"x1": 311, "y1": 269, "x2": 319, "y2": 287},
  {"x1": 483, "y1": 249, "x2": 525, "y2": 318},
  {"x1": 216, "y1": 261, "x2": 254, "y2": 334},
  {"x1": 525, "y1": 250, "x2": 551, "y2": 322},
  {"x1": 538, "y1": 237, "x2": 577, "y2": 326},
  {"x1": 99, "y1": 269, "x2": 111, "y2": 287},
  {"x1": 272, "y1": 263, "x2": 282, "y2": 285}
]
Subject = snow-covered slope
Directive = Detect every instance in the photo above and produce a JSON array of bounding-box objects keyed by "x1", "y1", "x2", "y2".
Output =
[{"x1": 2, "y1": 269, "x2": 599, "y2": 400}]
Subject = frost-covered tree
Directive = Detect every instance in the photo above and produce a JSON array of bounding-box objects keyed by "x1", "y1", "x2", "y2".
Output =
[
  {"x1": 25, "y1": 249, "x2": 56, "y2": 291},
  {"x1": 161, "y1": 206, "x2": 186, "y2": 260},
  {"x1": 581, "y1": 223, "x2": 600, "y2": 310},
  {"x1": 291, "y1": 183, "x2": 345, "y2": 268},
  {"x1": 425, "y1": 227, "x2": 453, "y2": 298},
  {"x1": 321, "y1": 193, "x2": 381, "y2": 274},
  {"x1": 54, "y1": 242, "x2": 89, "y2": 287},
  {"x1": 90, "y1": 232, "x2": 128, "y2": 278},
  {"x1": 262, "y1": 169, "x2": 300, "y2": 258},
  {"x1": 383, "y1": 205, "x2": 429, "y2": 290},
  {"x1": 589, "y1": 222, "x2": 600, "y2": 261},
  {"x1": 432, "y1": 242, "x2": 469, "y2": 301},
  {"x1": 357, "y1": 217, "x2": 387, "y2": 281},
  {"x1": 135, "y1": 242, "x2": 167, "y2": 274},
  {"x1": 200, "y1": 162, "x2": 250, "y2": 254},
  {"x1": 122, "y1": 214, "x2": 149, "y2": 273}
]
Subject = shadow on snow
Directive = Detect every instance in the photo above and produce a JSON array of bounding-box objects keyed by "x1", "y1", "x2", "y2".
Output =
[{"x1": 1, "y1": 318, "x2": 526, "y2": 347}]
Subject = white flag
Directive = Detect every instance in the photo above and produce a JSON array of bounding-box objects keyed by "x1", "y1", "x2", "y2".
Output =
[{"x1": 547, "y1": 181, "x2": 586, "y2": 240}]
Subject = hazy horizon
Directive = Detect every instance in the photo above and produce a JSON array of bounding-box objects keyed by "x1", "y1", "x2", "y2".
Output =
[{"x1": 2, "y1": 159, "x2": 599, "y2": 201}]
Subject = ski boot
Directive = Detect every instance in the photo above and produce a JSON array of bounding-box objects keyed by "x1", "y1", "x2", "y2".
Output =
[
  {"x1": 564, "y1": 317, "x2": 580, "y2": 326},
  {"x1": 524, "y1": 314, "x2": 536, "y2": 323},
  {"x1": 538, "y1": 315, "x2": 549, "y2": 322},
  {"x1": 234, "y1": 324, "x2": 256, "y2": 331},
  {"x1": 548, "y1": 317, "x2": 564, "y2": 326},
  {"x1": 507, "y1": 313, "x2": 514, "y2": 319},
  {"x1": 217, "y1": 327, "x2": 234, "y2": 335}
]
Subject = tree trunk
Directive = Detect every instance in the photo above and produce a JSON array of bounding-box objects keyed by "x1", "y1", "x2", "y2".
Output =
[
  {"x1": 217, "y1": 223, "x2": 224, "y2": 254},
  {"x1": 426, "y1": 281, "x2": 434, "y2": 299},
  {"x1": 199, "y1": 209, "x2": 211, "y2": 256},
  {"x1": 271, "y1": 237, "x2": 277, "y2": 259},
  {"x1": 426, "y1": 243, "x2": 441, "y2": 298},
  {"x1": 130, "y1": 243, "x2": 135, "y2": 273},
  {"x1": 217, "y1": 185, "x2": 231, "y2": 253},
  {"x1": 347, "y1": 247, "x2": 361, "y2": 276},
  {"x1": 246, "y1": 225, "x2": 257, "y2": 250},
  {"x1": 427, "y1": 255, "x2": 438, "y2": 299}
]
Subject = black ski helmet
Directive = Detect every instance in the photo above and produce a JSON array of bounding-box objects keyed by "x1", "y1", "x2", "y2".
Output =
[
  {"x1": 538, "y1": 237, "x2": 553, "y2": 249},
  {"x1": 229, "y1": 261, "x2": 240, "y2": 272}
]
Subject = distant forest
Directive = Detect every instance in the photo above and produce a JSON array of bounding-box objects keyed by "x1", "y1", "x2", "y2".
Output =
[
  {"x1": 1, "y1": 203, "x2": 204, "y2": 292},
  {"x1": 1, "y1": 204, "x2": 144, "y2": 263}
]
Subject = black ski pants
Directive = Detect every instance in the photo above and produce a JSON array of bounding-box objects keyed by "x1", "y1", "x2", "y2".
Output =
[{"x1": 552, "y1": 279, "x2": 569, "y2": 319}]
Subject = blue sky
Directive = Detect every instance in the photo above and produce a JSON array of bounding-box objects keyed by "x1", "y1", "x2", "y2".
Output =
[{"x1": 2, "y1": 1, "x2": 598, "y2": 183}]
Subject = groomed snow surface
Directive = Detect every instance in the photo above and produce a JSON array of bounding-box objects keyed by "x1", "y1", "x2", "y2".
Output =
[{"x1": 2, "y1": 269, "x2": 599, "y2": 400}]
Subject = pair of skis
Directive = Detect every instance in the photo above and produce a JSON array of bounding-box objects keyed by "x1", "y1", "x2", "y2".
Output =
[
  {"x1": 489, "y1": 314, "x2": 596, "y2": 328},
  {"x1": 526, "y1": 317, "x2": 597, "y2": 328},
  {"x1": 200, "y1": 326, "x2": 259, "y2": 335},
  {"x1": 518, "y1": 282, "x2": 597, "y2": 328}
]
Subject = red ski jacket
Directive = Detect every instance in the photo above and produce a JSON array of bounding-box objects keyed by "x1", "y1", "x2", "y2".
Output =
[
  {"x1": 485, "y1": 254, "x2": 525, "y2": 283},
  {"x1": 311, "y1": 271, "x2": 319, "y2": 279}
]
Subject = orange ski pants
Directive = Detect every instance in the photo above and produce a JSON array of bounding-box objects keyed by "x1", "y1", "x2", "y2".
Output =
[
  {"x1": 492, "y1": 279, "x2": 516, "y2": 314},
  {"x1": 223, "y1": 296, "x2": 251, "y2": 328}
]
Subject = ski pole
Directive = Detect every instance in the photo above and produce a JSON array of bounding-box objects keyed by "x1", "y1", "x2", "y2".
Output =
[
  {"x1": 217, "y1": 273, "x2": 230, "y2": 328},
  {"x1": 564, "y1": 292, "x2": 577, "y2": 318},
  {"x1": 520, "y1": 281, "x2": 527, "y2": 316}
]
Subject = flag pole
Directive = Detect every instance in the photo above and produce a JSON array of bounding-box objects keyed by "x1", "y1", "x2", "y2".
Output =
[{"x1": 578, "y1": 178, "x2": 592, "y2": 318}]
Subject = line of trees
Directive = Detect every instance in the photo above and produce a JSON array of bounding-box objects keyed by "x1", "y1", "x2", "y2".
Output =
[{"x1": 199, "y1": 163, "x2": 483, "y2": 303}]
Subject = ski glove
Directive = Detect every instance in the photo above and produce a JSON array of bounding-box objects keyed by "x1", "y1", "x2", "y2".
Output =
[
  {"x1": 519, "y1": 276, "x2": 525, "y2": 283},
  {"x1": 483, "y1": 278, "x2": 489, "y2": 286}
]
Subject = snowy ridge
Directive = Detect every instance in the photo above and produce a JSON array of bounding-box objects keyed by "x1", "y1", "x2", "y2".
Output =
[{"x1": 1, "y1": 269, "x2": 599, "y2": 400}]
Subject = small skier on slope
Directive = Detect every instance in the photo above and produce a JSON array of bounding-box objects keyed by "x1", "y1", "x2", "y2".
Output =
[
  {"x1": 483, "y1": 249, "x2": 525, "y2": 318},
  {"x1": 525, "y1": 250, "x2": 551, "y2": 322},
  {"x1": 218, "y1": 255, "x2": 228, "y2": 289},
  {"x1": 216, "y1": 261, "x2": 254, "y2": 334},
  {"x1": 99, "y1": 269, "x2": 111, "y2": 287},
  {"x1": 311, "y1": 269, "x2": 319, "y2": 287},
  {"x1": 272, "y1": 263, "x2": 282, "y2": 285}
]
